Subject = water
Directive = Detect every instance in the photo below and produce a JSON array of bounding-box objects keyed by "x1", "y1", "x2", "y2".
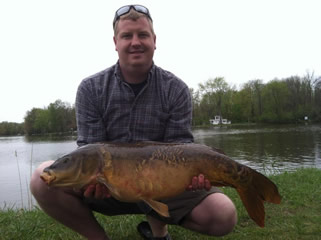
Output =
[
  {"x1": 0, "y1": 124, "x2": 320, "y2": 209},
  {"x1": 0, "y1": 135, "x2": 77, "y2": 209},
  {"x1": 194, "y1": 124, "x2": 321, "y2": 173}
]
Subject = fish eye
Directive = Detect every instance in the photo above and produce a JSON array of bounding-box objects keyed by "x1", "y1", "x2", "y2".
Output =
[{"x1": 62, "y1": 157, "x2": 70, "y2": 164}]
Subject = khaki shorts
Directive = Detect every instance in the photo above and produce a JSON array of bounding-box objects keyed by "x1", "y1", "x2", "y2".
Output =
[{"x1": 83, "y1": 187, "x2": 222, "y2": 225}]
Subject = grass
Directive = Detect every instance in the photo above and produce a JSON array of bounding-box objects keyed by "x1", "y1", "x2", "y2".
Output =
[{"x1": 1, "y1": 168, "x2": 321, "y2": 240}]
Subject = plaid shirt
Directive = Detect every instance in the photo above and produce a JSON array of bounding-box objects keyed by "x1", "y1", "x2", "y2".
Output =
[{"x1": 76, "y1": 62, "x2": 194, "y2": 146}]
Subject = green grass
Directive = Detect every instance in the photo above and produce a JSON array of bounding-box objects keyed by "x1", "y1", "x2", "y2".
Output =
[{"x1": 1, "y1": 168, "x2": 321, "y2": 240}]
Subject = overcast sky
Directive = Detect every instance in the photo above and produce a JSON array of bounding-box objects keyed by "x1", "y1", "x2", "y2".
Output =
[{"x1": 1, "y1": 0, "x2": 320, "y2": 123}]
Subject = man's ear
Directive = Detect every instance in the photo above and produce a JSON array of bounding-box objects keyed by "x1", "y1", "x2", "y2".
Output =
[
  {"x1": 154, "y1": 34, "x2": 157, "y2": 50},
  {"x1": 113, "y1": 36, "x2": 118, "y2": 51}
]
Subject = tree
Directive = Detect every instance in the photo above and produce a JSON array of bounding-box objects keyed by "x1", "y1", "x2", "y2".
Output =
[
  {"x1": 285, "y1": 76, "x2": 302, "y2": 119},
  {"x1": 24, "y1": 108, "x2": 43, "y2": 135},
  {"x1": 312, "y1": 76, "x2": 321, "y2": 121},
  {"x1": 261, "y1": 80, "x2": 290, "y2": 123},
  {"x1": 190, "y1": 88, "x2": 204, "y2": 126},
  {"x1": 198, "y1": 77, "x2": 231, "y2": 123},
  {"x1": 24, "y1": 100, "x2": 76, "y2": 135},
  {"x1": 0, "y1": 122, "x2": 24, "y2": 136},
  {"x1": 238, "y1": 79, "x2": 264, "y2": 123}
]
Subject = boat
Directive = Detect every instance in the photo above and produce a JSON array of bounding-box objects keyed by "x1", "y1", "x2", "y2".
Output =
[{"x1": 209, "y1": 115, "x2": 231, "y2": 125}]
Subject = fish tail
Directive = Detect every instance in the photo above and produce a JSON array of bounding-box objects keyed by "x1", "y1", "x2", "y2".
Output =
[{"x1": 236, "y1": 170, "x2": 281, "y2": 227}]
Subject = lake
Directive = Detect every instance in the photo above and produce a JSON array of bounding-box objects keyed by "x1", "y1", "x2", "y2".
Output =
[{"x1": 0, "y1": 124, "x2": 320, "y2": 209}]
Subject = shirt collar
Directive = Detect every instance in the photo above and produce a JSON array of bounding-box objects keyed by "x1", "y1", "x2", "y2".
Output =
[{"x1": 114, "y1": 61, "x2": 155, "y2": 84}]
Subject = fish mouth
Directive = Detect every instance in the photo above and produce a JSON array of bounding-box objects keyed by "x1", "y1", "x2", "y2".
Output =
[{"x1": 40, "y1": 171, "x2": 56, "y2": 185}]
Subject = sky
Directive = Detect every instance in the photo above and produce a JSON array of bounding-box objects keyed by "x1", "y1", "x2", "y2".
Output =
[{"x1": 1, "y1": 0, "x2": 320, "y2": 123}]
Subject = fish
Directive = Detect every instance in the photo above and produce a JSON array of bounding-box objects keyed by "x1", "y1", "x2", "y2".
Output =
[{"x1": 40, "y1": 142, "x2": 281, "y2": 227}]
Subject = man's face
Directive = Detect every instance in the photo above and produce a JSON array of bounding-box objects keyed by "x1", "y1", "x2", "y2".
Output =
[{"x1": 114, "y1": 17, "x2": 156, "y2": 71}]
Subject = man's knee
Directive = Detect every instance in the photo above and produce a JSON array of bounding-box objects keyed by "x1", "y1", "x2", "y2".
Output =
[
  {"x1": 183, "y1": 193, "x2": 237, "y2": 236},
  {"x1": 206, "y1": 193, "x2": 237, "y2": 236}
]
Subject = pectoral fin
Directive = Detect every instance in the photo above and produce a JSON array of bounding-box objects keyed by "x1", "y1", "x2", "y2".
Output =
[
  {"x1": 96, "y1": 174, "x2": 118, "y2": 196},
  {"x1": 96, "y1": 174, "x2": 108, "y2": 186},
  {"x1": 143, "y1": 199, "x2": 170, "y2": 218}
]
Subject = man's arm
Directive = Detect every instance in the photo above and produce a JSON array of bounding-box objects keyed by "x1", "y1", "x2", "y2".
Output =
[
  {"x1": 76, "y1": 80, "x2": 111, "y2": 198},
  {"x1": 163, "y1": 85, "x2": 194, "y2": 143},
  {"x1": 75, "y1": 80, "x2": 107, "y2": 146}
]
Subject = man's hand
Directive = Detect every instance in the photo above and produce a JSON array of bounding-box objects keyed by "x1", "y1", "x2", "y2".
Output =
[
  {"x1": 186, "y1": 174, "x2": 211, "y2": 191},
  {"x1": 83, "y1": 183, "x2": 111, "y2": 199}
]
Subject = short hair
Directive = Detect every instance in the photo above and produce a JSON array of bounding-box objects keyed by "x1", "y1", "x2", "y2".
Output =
[{"x1": 113, "y1": 9, "x2": 155, "y2": 36}]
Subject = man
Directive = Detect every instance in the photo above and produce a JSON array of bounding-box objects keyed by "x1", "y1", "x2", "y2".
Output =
[{"x1": 30, "y1": 5, "x2": 237, "y2": 240}]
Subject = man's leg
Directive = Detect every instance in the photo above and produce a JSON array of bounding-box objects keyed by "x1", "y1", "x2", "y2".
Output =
[
  {"x1": 141, "y1": 192, "x2": 236, "y2": 238},
  {"x1": 181, "y1": 193, "x2": 237, "y2": 236},
  {"x1": 30, "y1": 161, "x2": 109, "y2": 240}
]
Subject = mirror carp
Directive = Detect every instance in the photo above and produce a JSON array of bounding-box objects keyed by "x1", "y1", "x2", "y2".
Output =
[{"x1": 40, "y1": 142, "x2": 281, "y2": 227}]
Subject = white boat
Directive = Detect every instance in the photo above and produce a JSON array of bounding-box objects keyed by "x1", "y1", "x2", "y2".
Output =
[
  {"x1": 209, "y1": 115, "x2": 231, "y2": 125},
  {"x1": 222, "y1": 119, "x2": 231, "y2": 124}
]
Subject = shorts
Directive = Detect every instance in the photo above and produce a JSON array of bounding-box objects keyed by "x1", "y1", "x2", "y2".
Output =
[{"x1": 83, "y1": 187, "x2": 222, "y2": 225}]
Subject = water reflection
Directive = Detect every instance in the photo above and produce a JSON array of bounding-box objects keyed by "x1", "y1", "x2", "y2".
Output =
[
  {"x1": 24, "y1": 132, "x2": 77, "y2": 142},
  {"x1": 194, "y1": 124, "x2": 321, "y2": 173}
]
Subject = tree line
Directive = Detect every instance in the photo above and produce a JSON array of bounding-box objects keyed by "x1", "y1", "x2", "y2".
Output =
[
  {"x1": 192, "y1": 73, "x2": 321, "y2": 125},
  {"x1": 23, "y1": 100, "x2": 76, "y2": 135},
  {"x1": 0, "y1": 99, "x2": 76, "y2": 136},
  {"x1": 1, "y1": 73, "x2": 320, "y2": 136},
  {"x1": 0, "y1": 122, "x2": 24, "y2": 136}
]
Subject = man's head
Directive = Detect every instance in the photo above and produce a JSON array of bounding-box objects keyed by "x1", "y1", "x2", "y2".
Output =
[{"x1": 113, "y1": 5, "x2": 156, "y2": 75}]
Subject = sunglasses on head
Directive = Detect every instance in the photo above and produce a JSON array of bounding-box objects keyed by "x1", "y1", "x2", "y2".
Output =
[{"x1": 113, "y1": 5, "x2": 153, "y2": 28}]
